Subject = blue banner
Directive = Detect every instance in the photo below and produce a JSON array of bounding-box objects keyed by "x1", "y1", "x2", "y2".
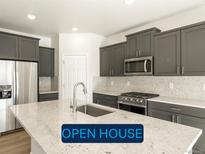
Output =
[{"x1": 62, "y1": 124, "x2": 144, "y2": 143}]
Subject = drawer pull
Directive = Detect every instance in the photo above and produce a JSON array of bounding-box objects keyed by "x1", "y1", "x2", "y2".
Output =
[
  {"x1": 170, "y1": 107, "x2": 181, "y2": 111},
  {"x1": 171, "y1": 114, "x2": 175, "y2": 122}
]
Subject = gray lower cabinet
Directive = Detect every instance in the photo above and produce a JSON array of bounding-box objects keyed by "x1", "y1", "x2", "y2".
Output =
[
  {"x1": 148, "y1": 108, "x2": 174, "y2": 122},
  {"x1": 18, "y1": 37, "x2": 39, "y2": 61},
  {"x1": 100, "y1": 42, "x2": 125, "y2": 76},
  {"x1": 39, "y1": 47, "x2": 54, "y2": 77},
  {"x1": 181, "y1": 24, "x2": 205, "y2": 75},
  {"x1": 93, "y1": 93, "x2": 118, "y2": 108},
  {"x1": 0, "y1": 33, "x2": 18, "y2": 60},
  {"x1": 177, "y1": 114, "x2": 205, "y2": 154},
  {"x1": 148, "y1": 101, "x2": 205, "y2": 154},
  {"x1": 154, "y1": 30, "x2": 181, "y2": 76},
  {"x1": 38, "y1": 92, "x2": 59, "y2": 102},
  {"x1": 0, "y1": 32, "x2": 39, "y2": 61}
]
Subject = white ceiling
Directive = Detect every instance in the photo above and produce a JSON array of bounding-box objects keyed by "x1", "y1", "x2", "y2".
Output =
[{"x1": 0, "y1": 0, "x2": 205, "y2": 37}]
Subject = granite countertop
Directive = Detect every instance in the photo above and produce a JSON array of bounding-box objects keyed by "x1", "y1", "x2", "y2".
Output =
[
  {"x1": 94, "y1": 89, "x2": 205, "y2": 109},
  {"x1": 93, "y1": 89, "x2": 123, "y2": 96},
  {"x1": 148, "y1": 96, "x2": 205, "y2": 109},
  {"x1": 10, "y1": 100, "x2": 202, "y2": 154},
  {"x1": 39, "y1": 91, "x2": 59, "y2": 94}
]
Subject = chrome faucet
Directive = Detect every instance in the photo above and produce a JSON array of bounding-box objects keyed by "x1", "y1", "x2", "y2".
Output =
[{"x1": 72, "y1": 82, "x2": 87, "y2": 112}]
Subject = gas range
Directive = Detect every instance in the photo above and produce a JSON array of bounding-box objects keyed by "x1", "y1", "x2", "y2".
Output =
[{"x1": 118, "y1": 92, "x2": 159, "y2": 108}]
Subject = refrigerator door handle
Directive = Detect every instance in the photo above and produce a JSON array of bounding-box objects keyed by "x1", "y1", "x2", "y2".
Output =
[{"x1": 16, "y1": 71, "x2": 19, "y2": 104}]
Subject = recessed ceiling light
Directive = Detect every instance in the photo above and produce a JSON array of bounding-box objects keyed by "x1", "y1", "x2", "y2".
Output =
[
  {"x1": 72, "y1": 27, "x2": 78, "y2": 32},
  {"x1": 124, "y1": 0, "x2": 135, "y2": 5},
  {"x1": 27, "y1": 14, "x2": 36, "y2": 20}
]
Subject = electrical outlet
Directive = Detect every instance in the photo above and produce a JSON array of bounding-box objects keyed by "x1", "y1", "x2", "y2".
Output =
[
  {"x1": 169, "y1": 82, "x2": 174, "y2": 89},
  {"x1": 127, "y1": 81, "x2": 130, "y2": 86}
]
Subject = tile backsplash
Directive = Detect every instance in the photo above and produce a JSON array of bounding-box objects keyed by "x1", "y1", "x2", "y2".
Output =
[{"x1": 93, "y1": 76, "x2": 205, "y2": 100}]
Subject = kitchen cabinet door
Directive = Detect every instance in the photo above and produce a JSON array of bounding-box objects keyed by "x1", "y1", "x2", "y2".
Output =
[
  {"x1": 138, "y1": 31, "x2": 152, "y2": 57},
  {"x1": 39, "y1": 47, "x2": 54, "y2": 77},
  {"x1": 148, "y1": 108, "x2": 174, "y2": 122},
  {"x1": 126, "y1": 35, "x2": 139, "y2": 59},
  {"x1": 18, "y1": 37, "x2": 39, "y2": 61},
  {"x1": 154, "y1": 31, "x2": 181, "y2": 76},
  {"x1": 177, "y1": 114, "x2": 205, "y2": 154},
  {"x1": 0, "y1": 33, "x2": 18, "y2": 60},
  {"x1": 181, "y1": 24, "x2": 205, "y2": 75},
  {"x1": 38, "y1": 93, "x2": 58, "y2": 102},
  {"x1": 100, "y1": 47, "x2": 111, "y2": 76},
  {"x1": 111, "y1": 43, "x2": 125, "y2": 76},
  {"x1": 97, "y1": 99, "x2": 118, "y2": 109},
  {"x1": 93, "y1": 93, "x2": 118, "y2": 109}
]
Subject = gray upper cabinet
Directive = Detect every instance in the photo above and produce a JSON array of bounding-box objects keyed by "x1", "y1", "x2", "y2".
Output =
[
  {"x1": 154, "y1": 30, "x2": 181, "y2": 76},
  {"x1": 0, "y1": 32, "x2": 39, "y2": 61},
  {"x1": 154, "y1": 22, "x2": 205, "y2": 76},
  {"x1": 100, "y1": 42, "x2": 125, "y2": 76},
  {"x1": 126, "y1": 34, "x2": 139, "y2": 58},
  {"x1": 18, "y1": 37, "x2": 39, "y2": 61},
  {"x1": 100, "y1": 47, "x2": 111, "y2": 76},
  {"x1": 111, "y1": 43, "x2": 125, "y2": 76},
  {"x1": 181, "y1": 24, "x2": 205, "y2": 75},
  {"x1": 39, "y1": 47, "x2": 54, "y2": 77},
  {"x1": 126, "y1": 28, "x2": 160, "y2": 59},
  {"x1": 0, "y1": 33, "x2": 18, "y2": 60},
  {"x1": 139, "y1": 31, "x2": 152, "y2": 56}
]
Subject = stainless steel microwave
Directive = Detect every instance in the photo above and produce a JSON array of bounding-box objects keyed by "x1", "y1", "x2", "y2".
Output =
[{"x1": 124, "y1": 56, "x2": 153, "y2": 75}]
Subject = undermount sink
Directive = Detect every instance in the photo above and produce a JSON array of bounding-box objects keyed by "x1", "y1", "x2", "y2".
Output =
[{"x1": 77, "y1": 104, "x2": 114, "y2": 117}]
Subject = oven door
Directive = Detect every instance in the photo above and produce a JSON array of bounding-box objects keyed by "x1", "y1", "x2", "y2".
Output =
[
  {"x1": 124, "y1": 56, "x2": 153, "y2": 75},
  {"x1": 118, "y1": 103, "x2": 147, "y2": 115}
]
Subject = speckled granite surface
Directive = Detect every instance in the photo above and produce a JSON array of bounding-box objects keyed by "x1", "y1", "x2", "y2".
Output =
[{"x1": 10, "y1": 100, "x2": 202, "y2": 154}]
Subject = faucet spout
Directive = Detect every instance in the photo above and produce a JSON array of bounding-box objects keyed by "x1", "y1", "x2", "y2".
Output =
[{"x1": 72, "y1": 82, "x2": 87, "y2": 112}]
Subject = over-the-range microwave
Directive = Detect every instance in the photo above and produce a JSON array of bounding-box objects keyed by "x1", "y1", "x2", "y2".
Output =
[{"x1": 124, "y1": 56, "x2": 153, "y2": 75}]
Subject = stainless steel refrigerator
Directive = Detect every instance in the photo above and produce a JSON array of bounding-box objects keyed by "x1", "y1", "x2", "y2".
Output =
[{"x1": 0, "y1": 60, "x2": 37, "y2": 134}]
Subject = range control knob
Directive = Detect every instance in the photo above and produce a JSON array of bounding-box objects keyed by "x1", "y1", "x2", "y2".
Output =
[{"x1": 139, "y1": 99, "x2": 144, "y2": 103}]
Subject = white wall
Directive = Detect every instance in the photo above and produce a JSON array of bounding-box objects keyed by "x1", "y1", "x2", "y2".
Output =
[
  {"x1": 102, "y1": 5, "x2": 205, "y2": 46},
  {"x1": 59, "y1": 33, "x2": 105, "y2": 101}
]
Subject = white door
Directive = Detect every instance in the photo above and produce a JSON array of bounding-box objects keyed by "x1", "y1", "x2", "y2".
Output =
[{"x1": 62, "y1": 55, "x2": 87, "y2": 105}]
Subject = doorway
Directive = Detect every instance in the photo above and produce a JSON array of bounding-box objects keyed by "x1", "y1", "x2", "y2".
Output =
[{"x1": 62, "y1": 55, "x2": 87, "y2": 104}]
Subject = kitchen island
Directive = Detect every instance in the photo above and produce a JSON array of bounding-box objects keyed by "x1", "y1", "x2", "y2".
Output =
[{"x1": 10, "y1": 100, "x2": 202, "y2": 154}]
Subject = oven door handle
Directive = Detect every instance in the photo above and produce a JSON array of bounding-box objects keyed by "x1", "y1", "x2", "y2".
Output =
[{"x1": 144, "y1": 60, "x2": 148, "y2": 72}]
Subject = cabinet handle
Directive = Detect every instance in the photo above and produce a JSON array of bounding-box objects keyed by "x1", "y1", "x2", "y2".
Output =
[
  {"x1": 136, "y1": 51, "x2": 138, "y2": 57},
  {"x1": 181, "y1": 66, "x2": 185, "y2": 75},
  {"x1": 144, "y1": 60, "x2": 148, "y2": 72},
  {"x1": 177, "y1": 66, "x2": 180, "y2": 75},
  {"x1": 176, "y1": 115, "x2": 180, "y2": 123},
  {"x1": 170, "y1": 107, "x2": 181, "y2": 111},
  {"x1": 171, "y1": 114, "x2": 175, "y2": 122},
  {"x1": 139, "y1": 50, "x2": 141, "y2": 56},
  {"x1": 112, "y1": 69, "x2": 114, "y2": 76}
]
